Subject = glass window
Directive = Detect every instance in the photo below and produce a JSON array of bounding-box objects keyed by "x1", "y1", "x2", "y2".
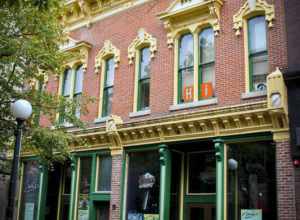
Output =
[
  {"x1": 60, "y1": 162, "x2": 72, "y2": 220},
  {"x1": 77, "y1": 157, "x2": 92, "y2": 220},
  {"x1": 95, "y1": 202, "x2": 110, "y2": 220},
  {"x1": 179, "y1": 34, "x2": 194, "y2": 103},
  {"x1": 102, "y1": 58, "x2": 115, "y2": 117},
  {"x1": 199, "y1": 28, "x2": 215, "y2": 99},
  {"x1": 248, "y1": 16, "x2": 269, "y2": 91},
  {"x1": 74, "y1": 65, "x2": 84, "y2": 118},
  {"x1": 138, "y1": 47, "x2": 151, "y2": 111},
  {"x1": 126, "y1": 150, "x2": 160, "y2": 219},
  {"x1": 20, "y1": 161, "x2": 40, "y2": 220},
  {"x1": 62, "y1": 68, "x2": 72, "y2": 97},
  {"x1": 188, "y1": 151, "x2": 216, "y2": 193},
  {"x1": 97, "y1": 155, "x2": 112, "y2": 192},
  {"x1": 227, "y1": 142, "x2": 277, "y2": 220}
]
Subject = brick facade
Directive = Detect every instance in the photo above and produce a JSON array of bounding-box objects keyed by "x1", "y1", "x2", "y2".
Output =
[
  {"x1": 276, "y1": 141, "x2": 297, "y2": 220},
  {"x1": 42, "y1": 0, "x2": 287, "y2": 127},
  {"x1": 110, "y1": 155, "x2": 122, "y2": 220}
]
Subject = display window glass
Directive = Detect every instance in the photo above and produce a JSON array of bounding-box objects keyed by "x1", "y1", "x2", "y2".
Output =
[
  {"x1": 97, "y1": 155, "x2": 112, "y2": 192},
  {"x1": 227, "y1": 142, "x2": 277, "y2": 220},
  {"x1": 19, "y1": 160, "x2": 40, "y2": 220},
  {"x1": 126, "y1": 150, "x2": 160, "y2": 220}
]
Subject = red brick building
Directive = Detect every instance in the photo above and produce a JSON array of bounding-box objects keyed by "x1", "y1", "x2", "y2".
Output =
[{"x1": 17, "y1": 0, "x2": 299, "y2": 220}]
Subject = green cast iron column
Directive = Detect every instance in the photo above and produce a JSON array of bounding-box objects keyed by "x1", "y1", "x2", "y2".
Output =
[
  {"x1": 36, "y1": 164, "x2": 48, "y2": 220},
  {"x1": 214, "y1": 138, "x2": 225, "y2": 220},
  {"x1": 69, "y1": 156, "x2": 78, "y2": 220},
  {"x1": 89, "y1": 154, "x2": 97, "y2": 220},
  {"x1": 159, "y1": 144, "x2": 171, "y2": 220}
]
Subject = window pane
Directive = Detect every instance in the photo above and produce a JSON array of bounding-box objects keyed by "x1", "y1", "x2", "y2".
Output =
[
  {"x1": 98, "y1": 156, "x2": 112, "y2": 192},
  {"x1": 78, "y1": 157, "x2": 92, "y2": 220},
  {"x1": 140, "y1": 48, "x2": 151, "y2": 79},
  {"x1": 200, "y1": 28, "x2": 215, "y2": 64},
  {"x1": 249, "y1": 16, "x2": 267, "y2": 54},
  {"x1": 252, "y1": 53, "x2": 268, "y2": 91},
  {"x1": 201, "y1": 63, "x2": 215, "y2": 98},
  {"x1": 102, "y1": 87, "x2": 113, "y2": 117},
  {"x1": 74, "y1": 94, "x2": 82, "y2": 118},
  {"x1": 74, "y1": 65, "x2": 84, "y2": 95},
  {"x1": 20, "y1": 161, "x2": 40, "y2": 220},
  {"x1": 180, "y1": 67, "x2": 194, "y2": 103},
  {"x1": 105, "y1": 58, "x2": 115, "y2": 87},
  {"x1": 96, "y1": 202, "x2": 110, "y2": 220},
  {"x1": 227, "y1": 142, "x2": 277, "y2": 220},
  {"x1": 62, "y1": 69, "x2": 72, "y2": 97},
  {"x1": 188, "y1": 151, "x2": 216, "y2": 193},
  {"x1": 139, "y1": 79, "x2": 150, "y2": 110},
  {"x1": 126, "y1": 151, "x2": 160, "y2": 219},
  {"x1": 179, "y1": 34, "x2": 194, "y2": 69}
]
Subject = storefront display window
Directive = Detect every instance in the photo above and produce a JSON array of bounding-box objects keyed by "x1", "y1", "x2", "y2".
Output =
[
  {"x1": 78, "y1": 157, "x2": 92, "y2": 220},
  {"x1": 19, "y1": 160, "x2": 40, "y2": 220},
  {"x1": 188, "y1": 151, "x2": 216, "y2": 194},
  {"x1": 227, "y1": 142, "x2": 277, "y2": 220},
  {"x1": 97, "y1": 155, "x2": 112, "y2": 192},
  {"x1": 126, "y1": 150, "x2": 160, "y2": 220}
]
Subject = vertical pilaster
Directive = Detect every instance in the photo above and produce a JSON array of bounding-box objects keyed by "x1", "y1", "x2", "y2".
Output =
[
  {"x1": 214, "y1": 139, "x2": 225, "y2": 220},
  {"x1": 274, "y1": 132, "x2": 297, "y2": 220},
  {"x1": 159, "y1": 144, "x2": 171, "y2": 220},
  {"x1": 37, "y1": 164, "x2": 48, "y2": 220},
  {"x1": 110, "y1": 153, "x2": 122, "y2": 220},
  {"x1": 69, "y1": 157, "x2": 78, "y2": 220}
]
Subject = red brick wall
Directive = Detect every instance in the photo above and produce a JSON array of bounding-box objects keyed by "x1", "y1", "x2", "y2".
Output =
[
  {"x1": 110, "y1": 155, "x2": 122, "y2": 220},
  {"x1": 41, "y1": 0, "x2": 288, "y2": 127},
  {"x1": 295, "y1": 168, "x2": 300, "y2": 220},
  {"x1": 276, "y1": 140, "x2": 297, "y2": 220}
]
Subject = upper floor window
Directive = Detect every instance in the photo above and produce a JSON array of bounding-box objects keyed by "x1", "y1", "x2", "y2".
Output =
[
  {"x1": 138, "y1": 47, "x2": 151, "y2": 111},
  {"x1": 179, "y1": 33, "x2": 194, "y2": 103},
  {"x1": 59, "y1": 65, "x2": 84, "y2": 123},
  {"x1": 199, "y1": 28, "x2": 215, "y2": 98},
  {"x1": 74, "y1": 65, "x2": 84, "y2": 118},
  {"x1": 248, "y1": 16, "x2": 268, "y2": 92},
  {"x1": 102, "y1": 58, "x2": 115, "y2": 117}
]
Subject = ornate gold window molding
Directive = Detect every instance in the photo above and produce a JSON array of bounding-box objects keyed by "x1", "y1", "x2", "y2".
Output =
[
  {"x1": 159, "y1": 0, "x2": 222, "y2": 105},
  {"x1": 127, "y1": 29, "x2": 157, "y2": 113},
  {"x1": 128, "y1": 28, "x2": 157, "y2": 65},
  {"x1": 94, "y1": 40, "x2": 120, "y2": 119},
  {"x1": 158, "y1": 0, "x2": 223, "y2": 48},
  {"x1": 233, "y1": 0, "x2": 275, "y2": 36},
  {"x1": 95, "y1": 40, "x2": 120, "y2": 74}
]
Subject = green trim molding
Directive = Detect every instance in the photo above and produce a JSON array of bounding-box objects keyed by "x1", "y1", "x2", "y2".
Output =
[
  {"x1": 159, "y1": 144, "x2": 171, "y2": 220},
  {"x1": 214, "y1": 138, "x2": 225, "y2": 220}
]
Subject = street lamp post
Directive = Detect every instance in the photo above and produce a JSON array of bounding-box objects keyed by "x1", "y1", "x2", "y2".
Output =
[{"x1": 6, "y1": 99, "x2": 32, "y2": 220}]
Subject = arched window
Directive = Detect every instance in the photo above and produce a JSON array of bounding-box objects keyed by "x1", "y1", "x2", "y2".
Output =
[
  {"x1": 138, "y1": 47, "x2": 151, "y2": 111},
  {"x1": 74, "y1": 65, "x2": 84, "y2": 117},
  {"x1": 199, "y1": 28, "x2": 215, "y2": 99},
  {"x1": 102, "y1": 58, "x2": 115, "y2": 117},
  {"x1": 179, "y1": 33, "x2": 194, "y2": 103},
  {"x1": 248, "y1": 16, "x2": 268, "y2": 91}
]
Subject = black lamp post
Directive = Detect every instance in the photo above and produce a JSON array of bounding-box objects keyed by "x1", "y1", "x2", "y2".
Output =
[{"x1": 6, "y1": 99, "x2": 32, "y2": 220}]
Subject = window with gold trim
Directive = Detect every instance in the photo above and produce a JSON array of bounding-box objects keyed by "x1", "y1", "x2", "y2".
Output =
[
  {"x1": 177, "y1": 27, "x2": 215, "y2": 105},
  {"x1": 59, "y1": 64, "x2": 84, "y2": 123}
]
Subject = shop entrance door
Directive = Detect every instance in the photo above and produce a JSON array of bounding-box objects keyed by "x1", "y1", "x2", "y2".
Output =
[
  {"x1": 171, "y1": 144, "x2": 216, "y2": 220},
  {"x1": 94, "y1": 202, "x2": 110, "y2": 220}
]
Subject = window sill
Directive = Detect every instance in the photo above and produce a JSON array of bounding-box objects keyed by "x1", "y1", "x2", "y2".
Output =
[
  {"x1": 129, "y1": 109, "x2": 151, "y2": 118},
  {"x1": 169, "y1": 98, "x2": 218, "y2": 111},
  {"x1": 94, "y1": 116, "x2": 109, "y2": 124},
  {"x1": 241, "y1": 90, "x2": 267, "y2": 100}
]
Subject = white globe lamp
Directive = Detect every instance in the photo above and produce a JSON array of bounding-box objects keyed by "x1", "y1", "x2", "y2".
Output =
[{"x1": 10, "y1": 99, "x2": 32, "y2": 120}]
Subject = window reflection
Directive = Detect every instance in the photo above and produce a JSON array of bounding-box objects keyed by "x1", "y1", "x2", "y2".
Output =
[{"x1": 227, "y1": 142, "x2": 277, "y2": 220}]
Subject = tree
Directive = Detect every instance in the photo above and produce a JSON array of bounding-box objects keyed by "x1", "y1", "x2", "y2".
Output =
[{"x1": 0, "y1": 0, "x2": 91, "y2": 167}]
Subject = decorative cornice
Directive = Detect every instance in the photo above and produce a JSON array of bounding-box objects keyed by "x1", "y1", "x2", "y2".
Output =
[
  {"x1": 159, "y1": 0, "x2": 224, "y2": 48},
  {"x1": 128, "y1": 28, "x2": 157, "y2": 64},
  {"x1": 233, "y1": 0, "x2": 275, "y2": 36},
  {"x1": 60, "y1": 37, "x2": 91, "y2": 73},
  {"x1": 95, "y1": 40, "x2": 120, "y2": 74}
]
